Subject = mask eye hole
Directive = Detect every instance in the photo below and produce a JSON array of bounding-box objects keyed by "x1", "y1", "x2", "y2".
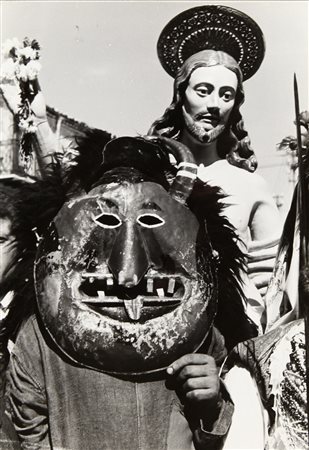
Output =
[
  {"x1": 93, "y1": 213, "x2": 122, "y2": 229},
  {"x1": 137, "y1": 214, "x2": 165, "y2": 228}
]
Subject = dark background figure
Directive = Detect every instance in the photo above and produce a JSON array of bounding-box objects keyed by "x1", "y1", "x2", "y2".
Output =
[{"x1": 0, "y1": 176, "x2": 38, "y2": 448}]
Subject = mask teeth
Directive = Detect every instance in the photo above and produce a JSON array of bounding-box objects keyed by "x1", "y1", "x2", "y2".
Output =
[
  {"x1": 123, "y1": 297, "x2": 144, "y2": 321},
  {"x1": 167, "y1": 278, "x2": 176, "y2": 294},
  {"x1": 106, "y1": 278, "x2": 114, "y2": 288},
  {"x1": 156, "y1": 288, "x2": 165, "y2": 298},
  {"x1": 147, "y1": 278, "x2": 154, "y2": 293},
  {"x1": 97, "y1": 291, "x2": 105, "y2": 300}
]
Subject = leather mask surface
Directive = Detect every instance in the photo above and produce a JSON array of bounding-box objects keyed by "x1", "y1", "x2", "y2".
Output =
[{"x1": 35, "y1": 181, "x2": 217, "y2": 374}]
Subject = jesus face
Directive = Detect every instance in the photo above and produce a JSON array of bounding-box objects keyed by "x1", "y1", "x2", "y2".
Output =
[{"x1": 182, "y1": 65, "x2": 238, "y2": 143}]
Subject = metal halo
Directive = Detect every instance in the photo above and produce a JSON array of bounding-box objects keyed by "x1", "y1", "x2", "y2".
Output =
[{"x1": 157, "y1": 5, "x2": 265, "y2": 81}]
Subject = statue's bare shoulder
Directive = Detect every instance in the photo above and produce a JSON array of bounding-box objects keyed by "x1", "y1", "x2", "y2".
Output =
[{"x1": 198, "y1": 160, "x2": 281, "y2": 242}]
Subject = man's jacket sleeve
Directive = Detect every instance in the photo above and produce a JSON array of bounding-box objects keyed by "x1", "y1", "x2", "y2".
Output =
[
  {"x1": 191, "y1": 381, "x2": 234, "y2": 450},
  {"x1": 5, "y1": 318, "x2": 49, "y2": 449}
]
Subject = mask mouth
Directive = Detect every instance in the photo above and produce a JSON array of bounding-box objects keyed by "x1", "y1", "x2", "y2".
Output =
[{"x1": 78, "y1": 272, "x2": 186, "y2": 321}]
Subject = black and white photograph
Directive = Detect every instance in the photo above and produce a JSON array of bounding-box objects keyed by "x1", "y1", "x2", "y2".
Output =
[{"x1": 0, "y1": 1, "x2": 308, "y2": 449}]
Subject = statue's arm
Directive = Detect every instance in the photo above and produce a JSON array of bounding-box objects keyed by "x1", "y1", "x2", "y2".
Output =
[{"x1": 248, "y1": 175, "x2": 282, "y2": 297}]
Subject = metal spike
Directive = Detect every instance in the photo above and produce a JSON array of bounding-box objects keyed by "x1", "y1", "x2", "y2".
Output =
[
  {"x1": 147, "y1": 278, "x2": 154, "y2": 293},
  {"x1": 156, "y1": 288, "x2": 165, "y2": 298},
  {"x1": 107, "y1": 278, "x2": 114, "y2": 287},
  {"x1": 167, "y1": 278, "x2": 176, "y2": 294}
]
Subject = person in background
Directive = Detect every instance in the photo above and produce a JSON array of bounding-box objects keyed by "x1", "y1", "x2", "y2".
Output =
[
  {"x1": 221, "y1": 110, "x2": 309, "y2": 449},
  {"x1": 0, "y1": 176, "x2": 39, "y2": 448}
]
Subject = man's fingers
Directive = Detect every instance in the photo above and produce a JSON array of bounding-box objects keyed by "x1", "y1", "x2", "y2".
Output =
[
  {"x1": 184, "y1": 388, "x2": 218, "y2": 403},
  {"x1": 182, "y1": 376, "x2": 218, "y2": 392},
  {"x1": 175, "y1": 363, "x2": 218, "y2": 383},
  {"x1": 167, "y1": 353, "x2": 215, "y2": 375}
]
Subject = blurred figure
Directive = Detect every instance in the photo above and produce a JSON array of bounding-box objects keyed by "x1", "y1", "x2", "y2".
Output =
[{"x1": 0, "y1": 176, "x2": 37, "y2": 448}]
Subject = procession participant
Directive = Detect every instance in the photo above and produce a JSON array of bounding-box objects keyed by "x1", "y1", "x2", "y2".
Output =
[
  {"x1": 0, "y1": 177, "x2": 37, "y2": 370},
  {"x1": 5, "y1": 133, "x2": 256, "y2": 449},
  {"x1": 0, "y1": 172, "x2": 67, "y2": 353},
  {"x1": 221, "y1": 110, "x2": 309, "y2": 449},
  {"x1": 0, "y1": 176, "x2": 41, "y2": 448},
  {"x1": 149, "y1": 5, "x2": 282, "y2": 330},
  {"x1": 264, "y1": 110, "x2": 309, "y2": 330},
  {"x1": 223, "y1": 318, "x2": 307, "y2": 449}
]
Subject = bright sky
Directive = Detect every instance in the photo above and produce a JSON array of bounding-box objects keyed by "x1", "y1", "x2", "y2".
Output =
[{"x1": 1, "y1": 1, "x2": 308, "y2": 205}]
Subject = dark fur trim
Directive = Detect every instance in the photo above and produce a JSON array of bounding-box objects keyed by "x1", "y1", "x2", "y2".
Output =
[
  {"x1": 63, "y1": 128, "x2": 112, "y2": 191},
  {"x1": 188, "y1": 180, "x2": 258, "y2": 350}
]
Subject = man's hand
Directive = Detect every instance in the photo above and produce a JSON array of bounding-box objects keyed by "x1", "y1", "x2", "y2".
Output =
[{"x1": 167, "y1": 353, "x2": 222, "y2": 427}]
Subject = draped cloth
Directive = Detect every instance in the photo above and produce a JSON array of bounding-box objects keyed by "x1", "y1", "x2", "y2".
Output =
[
  {"x1": 246, "y1": 236, "x2": 279, "y2": 331},
  {"x1": 224, "y1": 319, "x2": 307, "y2": 449}
]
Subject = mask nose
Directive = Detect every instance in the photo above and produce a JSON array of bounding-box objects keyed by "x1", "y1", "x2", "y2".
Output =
[{"x1": 108, "y1": 221, "x2": 150, "y2": 287}]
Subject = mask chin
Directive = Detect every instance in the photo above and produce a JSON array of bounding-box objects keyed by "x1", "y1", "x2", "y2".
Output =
[{"x1": 182, "y1": 106, "x2": 226, "y2": 144}]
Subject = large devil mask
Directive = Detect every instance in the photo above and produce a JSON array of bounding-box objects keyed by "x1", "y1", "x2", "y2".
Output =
[{"x1": 34, "y1": 137, "x2": 218, "y2": 375}]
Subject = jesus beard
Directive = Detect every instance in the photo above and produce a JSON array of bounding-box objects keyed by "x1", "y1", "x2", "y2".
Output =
[{"x1": 182, "y1": 106, "x2": 226, "y2": 144}]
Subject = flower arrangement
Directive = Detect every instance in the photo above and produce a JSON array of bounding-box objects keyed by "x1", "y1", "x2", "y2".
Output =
[
  {"x1": 1, "y1": 37, "x2": 42, "y2": 167},
  {"x1": 1, "y1": 37, "x2": 41, "y2": 83}
]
